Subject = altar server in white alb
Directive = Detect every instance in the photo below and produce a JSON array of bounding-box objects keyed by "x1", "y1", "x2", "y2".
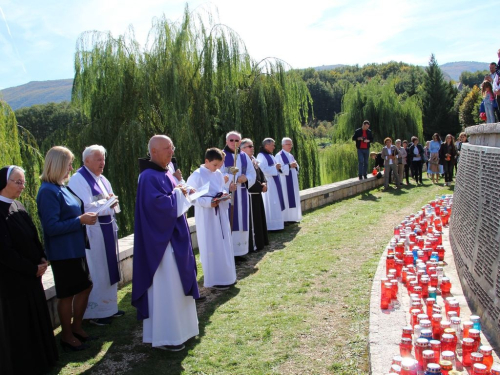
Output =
[
  {"x1": 275, "y1": 137, "x2": 302, "y2": 223},
  {"x1": 186, "y1": 148, "x2": 237, "y2": 290},
  {"x1": 221, "y1": 131, "x2": 256, "y2": 257},
  {"x1": 68, "y1": 145, "x2": 124, "y2": 326},
  {"x1": 257, "y1": 138, "x2": 285, "y2": 231}
]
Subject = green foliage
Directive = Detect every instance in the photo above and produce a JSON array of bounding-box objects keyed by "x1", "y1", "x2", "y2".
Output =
[
  {"x1": 0, "y1": 101, "x2": 22, "y2": 167},
  {"x1": 15, "y1": 102, "x2": 86, "y2": 150},
  {"x1": 296, "y1": 62, "x2": 426, "y2": 122},
  {"x1": 319, "y1": 141, "x2": 383, "y2": 184},
  {"x1": 69, "y1": 6, "x2": 319, "y2": 236},
  {"x1": 0, "y1": 101, "x2": 44, "y2": 230},
  {"x1": 420, "y1": 54, "x2": 460, "y2": 139},
  {"x1": 332, "y1": 79, "x2": 424, "y2": 144},
  {"x1": 459, "y1": 85, "x2": 482, "y2": 127},
  {"x1": 459, "y1": 70, "x2": 489, "y2": 88}
]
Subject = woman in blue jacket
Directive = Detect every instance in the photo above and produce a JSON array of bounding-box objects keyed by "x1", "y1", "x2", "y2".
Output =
[{"x1": 37, "y1": 146, "x2": 97, "y2": 352}]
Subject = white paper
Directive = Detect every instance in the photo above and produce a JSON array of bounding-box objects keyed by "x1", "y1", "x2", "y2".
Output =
[
  {"x1": 95, "y1": 196, "x2": 118, "y2": 214},
  {"x1": 187, "y1": 182, "x2": 210, "y2": 202}
]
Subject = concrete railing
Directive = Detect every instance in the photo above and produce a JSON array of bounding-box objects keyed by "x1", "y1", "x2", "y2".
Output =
[{"x1": 42, "y1": 175, "x2": 384, "y2": 327}]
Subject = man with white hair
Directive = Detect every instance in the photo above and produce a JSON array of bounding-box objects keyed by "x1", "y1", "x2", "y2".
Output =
[
  {"x1": 132, "y1": 135, "x2": 199, "y2": 351},
  {"x1": 221, "y1": 131, "x2": 256, "y2": 257},
  {"x1": 68, "y1": 145, "x2": 124, "y2": 326},
  {"x1": 257, "y1": 138, "x2": 285, "y2": 230},
  {"x1": 275, "y1": 137, "x2": 302, "y2": 223}
]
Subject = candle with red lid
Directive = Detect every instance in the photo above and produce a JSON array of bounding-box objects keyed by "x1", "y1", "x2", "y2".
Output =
[
  {"x1": 461, "y1": 338, "x2": 475, "y2": 366},
  {"x1": 479, "y1": 346, "x2": 493, "y2": 373}
]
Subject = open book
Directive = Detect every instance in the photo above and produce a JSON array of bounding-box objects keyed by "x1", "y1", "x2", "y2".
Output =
[{"x1": 95, "y1": 196, "x2": 118, "y2": 214}]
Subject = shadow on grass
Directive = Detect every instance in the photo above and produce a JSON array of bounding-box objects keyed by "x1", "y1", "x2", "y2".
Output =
[{"x1": 50, "y1": 224, "x2": 302, "y2": 374}]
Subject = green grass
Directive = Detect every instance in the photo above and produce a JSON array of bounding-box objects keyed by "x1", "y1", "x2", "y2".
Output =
[{"x1": 50, "y1": 181, "x2": 452, "y2": 375}]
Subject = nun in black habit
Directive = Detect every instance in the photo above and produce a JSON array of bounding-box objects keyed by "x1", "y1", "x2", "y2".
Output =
[
  {"x1": 240, "y1": 138, "x2": 269, "y2": 251},
  {"x1": 0, "y1": 165, "x2": 58, "y2": 375}
]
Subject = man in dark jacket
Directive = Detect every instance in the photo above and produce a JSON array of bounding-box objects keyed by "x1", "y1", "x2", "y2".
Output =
[{"x1": 352, "y1": 120, "x2": 374, "y2": 180}]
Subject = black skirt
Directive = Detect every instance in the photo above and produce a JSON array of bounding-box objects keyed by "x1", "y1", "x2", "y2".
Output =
[
  {"x1": 0, "y1": 279, "x2": 59, "y2": 375},
  {"x1": 50, "y1": 257, "x2": 92, "y2": 298}
]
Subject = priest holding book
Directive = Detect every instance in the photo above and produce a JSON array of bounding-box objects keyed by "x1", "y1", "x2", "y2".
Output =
[{"x1": 68, "y1": 145, "x2": 124, "y2": 326}]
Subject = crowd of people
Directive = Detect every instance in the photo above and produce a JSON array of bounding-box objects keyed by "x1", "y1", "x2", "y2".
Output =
[
  {"x1": 0, "y1": 131, "x2": 303, "y2": 372},
  {"x1": 353, "y1": 121, "x2": 469, "y2": 190}
]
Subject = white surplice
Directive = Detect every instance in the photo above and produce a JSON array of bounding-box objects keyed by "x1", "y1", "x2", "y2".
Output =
[
  {"x1": 68, "y1": 169, "x2": 119, "y2": 319},
  {"x1": 275, "y1": 150, "x2": 302, "y2": 222},
  {"x1": 143, "y1": 188, "x2": 199, "y2": 347},
  {"x1": 257, "y1": 153, "x2": 284, "y2": 230},
  {"x1": 220, "y1": 152, "x2": 256, "y2": 256},
  {"x1": 186, "y1": 166, "x2": 236, "y2": 287}
]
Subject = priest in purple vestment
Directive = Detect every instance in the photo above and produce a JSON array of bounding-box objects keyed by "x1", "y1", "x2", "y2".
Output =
[{"x1": 132, "y1": 135, "x2": 199, "y2": 352}]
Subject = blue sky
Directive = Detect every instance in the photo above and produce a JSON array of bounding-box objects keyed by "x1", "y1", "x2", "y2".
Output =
[{"x1": 0, "y1": 0, "x2": 497, "y2": 90}]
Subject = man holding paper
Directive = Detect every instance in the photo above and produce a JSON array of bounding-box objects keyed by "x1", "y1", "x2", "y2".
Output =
[
  {"x1": 186, "y1": 148, "x2": 237, "y2": 290},
  {"x1": 132, "y1": 135, "x2": 199, "y2": 351},
  {"x1": 68, "y1": 145, "x2": 124, "y2": 326}
]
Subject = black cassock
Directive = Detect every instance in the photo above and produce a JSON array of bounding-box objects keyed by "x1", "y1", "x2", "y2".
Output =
[
  {"x1": 248, "y1": 161, "x2": 269, "y2": 252},
  {"x1": 0, "y1": 200, "x2": 58, "y2": 375}
]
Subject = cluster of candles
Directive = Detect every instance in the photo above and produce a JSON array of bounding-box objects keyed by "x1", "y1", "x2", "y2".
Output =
[{"x1": 381, "y1": 195, "x2": 499, "y2": 375}]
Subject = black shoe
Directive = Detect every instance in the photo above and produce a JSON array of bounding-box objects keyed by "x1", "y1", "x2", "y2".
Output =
[
  {"x1": 112, "y1": 310, "x2": 125, "y2": 318},
  {"x1": 89, "y1": 317, "x2": 112, "y2": 326},
  {"x1": 363, "y1": 175, "x2": 367, "y2": 179},
  {"x1": 359, "y1": 176, "x2": 363, "y2": 180},
  {"x1": 234, "y1": 256, "x2": 247, "y2": 263},
  {"x1": 195, "y1": 295, "x2": 207, "y2": 302},
  {"x1": 72, "y1": 332, "x2": 99, "y2": 342},
  {"x1": 157, "y1": 344, "x2": 185, "y2": 352},
  {"x1": 60, "y1": 339, "x2": 88, "y2": 352}
]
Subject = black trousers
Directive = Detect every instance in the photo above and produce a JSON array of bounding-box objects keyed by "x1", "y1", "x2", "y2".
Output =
[
  {"x1": 443, "y1": 160, "x2": 454, "y2": 182},
  {"x1": 404, "y1": 164, "x2": 410, "y2": 184},
  {"x1": 411, "y1": 160, "x2": 423, "y2": 183}
]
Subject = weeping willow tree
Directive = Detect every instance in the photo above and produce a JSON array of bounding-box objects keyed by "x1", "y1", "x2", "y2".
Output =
[
  {"x1": 69, "y1": 5, "x2": 319, "y2": 236},
  {"x1": 319, "y1": 141, "x2": 383, "y2": 184},
  {"x1": 0, "y1": 101, "x2": 44, "y2": 229},
  {"x1": 332, "y1": 78, "x2": 424, "y2": 143}
]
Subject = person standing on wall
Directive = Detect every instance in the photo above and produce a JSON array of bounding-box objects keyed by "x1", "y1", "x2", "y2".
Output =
[{"x1": 352, "y1": 120, "x2": 374, "y2": 180}]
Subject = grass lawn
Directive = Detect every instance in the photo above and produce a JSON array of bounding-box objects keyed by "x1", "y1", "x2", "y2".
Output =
[{"x1": 49, "y1": 180, "x2": 452, "y2": 375}]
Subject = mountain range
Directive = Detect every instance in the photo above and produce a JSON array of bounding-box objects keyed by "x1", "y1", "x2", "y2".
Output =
[{"x1": 0, "y1": 61, "x2": 490, "y2": 111}]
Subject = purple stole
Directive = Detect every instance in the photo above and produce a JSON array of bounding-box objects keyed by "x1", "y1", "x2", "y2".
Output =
[
  {"x1": 278, "y1": 150, "x2": 297, "y2": 208},
  {"x1": 224, "y1": 151, "x2": 248, "y2": 231},
  {"x1": 260, "y1": 152, "x2": 285, "y2": 211},
  {"x1": 77, "y1": 167, "x2": 120, "y2": 285}
]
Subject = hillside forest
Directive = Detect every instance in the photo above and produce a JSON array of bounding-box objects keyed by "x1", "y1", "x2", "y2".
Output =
[{"x1": 0, "y1": 6, "x2": 487, "y2": 236}]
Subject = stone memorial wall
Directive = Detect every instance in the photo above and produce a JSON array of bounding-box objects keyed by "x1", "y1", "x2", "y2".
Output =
[{"x1": 449, "y1": 124, "x2": 500, "y2": 349}]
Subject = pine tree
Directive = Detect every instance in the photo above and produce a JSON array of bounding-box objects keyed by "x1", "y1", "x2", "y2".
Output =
[{"x1": 420, "y1": 54, "x2": 459, "y2": 139}]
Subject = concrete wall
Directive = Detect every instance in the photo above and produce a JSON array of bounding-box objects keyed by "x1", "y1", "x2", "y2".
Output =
[
  {"x1": 42, "y1": 175, "x2": 384, "y2": 328},
  {"x1": 449, "y1": 123, "x2": 500, "y2": 349}
]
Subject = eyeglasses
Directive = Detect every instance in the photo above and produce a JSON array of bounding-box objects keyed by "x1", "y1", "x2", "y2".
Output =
[
  {"x1": 283, "y1": 143, "x2": 293, "y2": 146},
  {"x1": 246, "y1": 145, "x2": 254, "y2": 148},
  {"x1": 9, "y1": 179, "x2": 26, "y2": 186},
  {"x1": 229, "y1": 139, "x2": 240, "y2": 143}
]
